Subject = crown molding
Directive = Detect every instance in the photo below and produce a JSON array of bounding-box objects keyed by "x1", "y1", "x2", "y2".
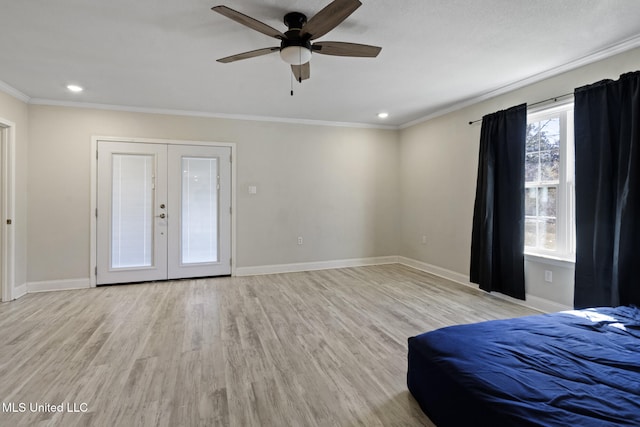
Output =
[
  {"x1": 399, "y1": 34, "x2": 640, "y2": 129},
  {"x1": 0, "y1": 80, "x2": 30, "y2": 103},
  {"x1": 28, "y1": 98, "x2": 399, "y2": 130},
  {"x1": 7, "y1": 34, "x2": 640, "y2": 131}
]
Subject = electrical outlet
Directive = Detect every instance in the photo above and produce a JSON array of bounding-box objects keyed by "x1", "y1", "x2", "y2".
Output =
[
  {"x1": 421, "y1": 235, "x2": 427, "y2": 245},
  {"x1": 544, "y1": 270, "x2": 553, "y2": 283},
  {"x1": 297, "y1": 236, "x2": 303, "y2": 245}
]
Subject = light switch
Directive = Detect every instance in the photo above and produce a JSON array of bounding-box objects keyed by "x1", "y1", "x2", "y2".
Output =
[{"x1": 248, "y1": 185, "x2": 257, "y2": 195}]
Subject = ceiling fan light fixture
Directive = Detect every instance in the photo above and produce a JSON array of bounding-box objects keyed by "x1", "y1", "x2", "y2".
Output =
[
  {"x1": 280, "y1": 46, "x2": 312, "y2": 65},
  {"x1": 212, "y1": 2, "x2": 381, "y2": 82}
]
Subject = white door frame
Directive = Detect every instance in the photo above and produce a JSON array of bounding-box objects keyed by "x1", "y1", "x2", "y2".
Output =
[
  {"x1": 90, "y1": 136, "x2": 237, "y2": 287},
  {"x1": 0, "y1": 118, "x2": 16, "y2": 302}
]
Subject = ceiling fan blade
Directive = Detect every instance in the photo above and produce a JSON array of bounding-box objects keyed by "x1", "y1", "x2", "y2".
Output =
[
  {"x1": 299, "y1": 0, "x2": 362, "y2": 40},
  {"x1": 212, "y1": 6, "x2": 286, "y2": 40},
  {"x1": 312, "y1": 42, "x2": 381, "y2": 57},
  {"x1": 291, "y1": 62, "x2": 311, "y2": 82},
  {"x1": 217, "y1": 47, "x2": 280, "y2": 63}
]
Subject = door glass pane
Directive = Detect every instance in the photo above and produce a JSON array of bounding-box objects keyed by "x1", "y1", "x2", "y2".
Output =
[
  {"x1": 182, "y1": 157, "x2": 218, "y2": 264},
  {"x1": 111, "y1": 154, "x2": 153, "y2": 268}
]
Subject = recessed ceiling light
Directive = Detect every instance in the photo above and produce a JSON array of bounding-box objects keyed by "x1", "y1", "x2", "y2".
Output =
[
  {"x1": 66, "y1": 84, "x2": 83, "y2": 93},
  {"x1": 377, "y1": 112, "x2": 389, "y2": 119}
]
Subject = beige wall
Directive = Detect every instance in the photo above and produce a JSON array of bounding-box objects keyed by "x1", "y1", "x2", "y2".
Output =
[
  {"x1": 399, "y1": 46, "x2": 640, "y2": 308},
  {"x1": 26, "y1": 106, "x2": 399, "y2": 282},
  {"x1": 5, "y1": 45, "x2": 639, "y2": 308},
  {"x1": 0, "y1": 90, "x2": 28, "y2": 295}
]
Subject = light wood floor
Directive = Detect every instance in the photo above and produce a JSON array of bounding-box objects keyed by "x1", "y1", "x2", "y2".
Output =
[{"x1": 0, "y1": 264, "x2": 538, "y2": 426}]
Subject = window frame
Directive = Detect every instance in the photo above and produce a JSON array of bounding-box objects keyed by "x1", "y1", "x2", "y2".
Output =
[{"x1": 524, "y1": 101, "x2": 575, "y2": 262}]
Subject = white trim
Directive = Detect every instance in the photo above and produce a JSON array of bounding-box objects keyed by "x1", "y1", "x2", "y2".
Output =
[
  {"x1": 0, "y1": 118, "x2": 16, "y2": 302},
  {"x1": 26, "y1": 278, "x2": 90, "y2": 293},
  {"x1": 525, "y1": 253, "x2": 575, "y2": 268},
  {"x1": 397, "y1": 256, "x2": 570, "y2": 313},
  {"x1": 398, "y1": 256, "x2": 472, "y2": 286},
  {"x1": 527, "y1": 97, "x2": 574, "y2": 115},
  {"x1": 400, "y1": 34, "x2": 640, "y2": 129},
  {"x1": 90, "y1": 136, "x2": 237, "y2": 286},
  {"x1": 90, "y1": 138, "x2": 97, "y2": 287},
  {"x1": 525, "y1": 295, "x2": 572, "y2": 313},
  {"x1": 92, "y1": 135, "x2": 238, "y2": 148},
  {"x1": 13, "y1": 282, "x2": 26, "y2": 299},
  {"x1": 29, "y1": 99, "x2": 398, "y2": 131},
  {"x1": 8, "y1": 255, "x2": 575, "y2": 313},
  {"x1": 235, "y1": 256, "x2": 399, "y2": 277},
  {"x1": 10, "y1": 35, "x2": 640, "y2": 131},
  {"x1": 230, "y1": 144, "x2": 237, "y2": 276},
  {"x1": 0, "y1": 80, "x2": 30, "y2": 103}
]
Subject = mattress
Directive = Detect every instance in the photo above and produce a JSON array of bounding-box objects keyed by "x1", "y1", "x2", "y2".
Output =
[{"x1": 407, "y1": 306, "x2": 640, "y2": 427}]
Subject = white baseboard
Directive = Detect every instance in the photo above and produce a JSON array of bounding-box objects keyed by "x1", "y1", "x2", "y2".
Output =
[
  {"x1": 397, "y1": 256, "x2": 570, "y2": 313},
  {"x1": 235, "y1": 256, "x2": 399, "y2": 277},
  {"x1": 12, "y1": 282, "x2": 27, "y2": 300},
  {"x1": 26, "y1": 278, "x2": 91, "y2": 293},
  {"x1": 8, "y1": 257, "x2": 572, "y2": 314},
  {"x1": 525, "y1": 295, "x2": 572, "y2": 313},
  {"x1": 397, "y1": 256, "x2": 472, "y2": 287}
]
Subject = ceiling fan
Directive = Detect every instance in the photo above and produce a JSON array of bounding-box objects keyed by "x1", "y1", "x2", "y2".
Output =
[{"x1": 212, "y1": 0, "x2": 382, "y2": 82}]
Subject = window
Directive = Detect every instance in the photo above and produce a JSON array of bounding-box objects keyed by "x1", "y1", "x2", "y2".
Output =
[{"x1": 524, "y1": 103, "x2": 575, "y2": 259}]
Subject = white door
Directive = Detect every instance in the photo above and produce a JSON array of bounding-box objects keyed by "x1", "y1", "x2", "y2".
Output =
[
  {"x1": 167, "y1": 144, "x2": 231, "y2": 279},
  {"x1": 97, "y1": 141, "x2": 231, "y2": 285}
]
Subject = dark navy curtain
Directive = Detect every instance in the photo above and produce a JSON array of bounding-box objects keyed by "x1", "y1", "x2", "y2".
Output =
[
  {"x1": 574, "y1": 71, "x2": 640, "y2": 308},
  {"x1": 470, "y1": 104, "x2": 527, "y2": 300}
]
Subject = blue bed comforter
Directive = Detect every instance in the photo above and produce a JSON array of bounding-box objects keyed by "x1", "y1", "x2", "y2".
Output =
[{"x1": 407, "y1": 306, "x2": 640, "y2": 426}]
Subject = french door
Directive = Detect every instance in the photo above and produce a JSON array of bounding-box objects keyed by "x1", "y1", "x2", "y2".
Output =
[{"x1": 96, "y1": 141, "x2": 231, "y2": 285}]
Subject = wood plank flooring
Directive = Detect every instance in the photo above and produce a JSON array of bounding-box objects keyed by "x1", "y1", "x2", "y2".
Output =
[{"x1": 0, "y1": 264, "x2": 538, "y2": 426}]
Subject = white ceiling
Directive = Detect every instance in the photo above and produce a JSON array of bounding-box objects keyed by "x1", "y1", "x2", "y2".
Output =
[{"x1": 2, "y1": 0, "x2": 640, "y2": 127}]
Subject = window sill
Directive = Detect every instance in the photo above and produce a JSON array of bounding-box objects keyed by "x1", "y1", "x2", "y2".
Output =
[{"x1": 525, "y1": 252, "x2": 575, "y2": 268}]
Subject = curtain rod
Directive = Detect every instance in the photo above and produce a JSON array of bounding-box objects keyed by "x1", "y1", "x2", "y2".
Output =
[{"x1": 467, "y1": 92, "x2": 574, "y2": 125}]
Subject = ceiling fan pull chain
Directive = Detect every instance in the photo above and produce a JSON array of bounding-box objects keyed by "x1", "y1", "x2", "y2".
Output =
[
  {"x1": 299, "y1": 50, "x2": 303, "y2": 84},
  {"x1": 291, "y1": 72, "x2": 294, "y2": 96}
]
